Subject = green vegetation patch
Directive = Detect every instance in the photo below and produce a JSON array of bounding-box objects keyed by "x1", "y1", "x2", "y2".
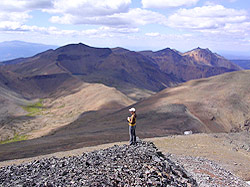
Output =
[
  {"x1": 22, "y1": 99, "x2": 44, "y2": 116},
  {"x1": 0, "y1": 133, "x2": 28, "y2": 144},
  {"x1": 58, "y1": 104, "x2": 65, "y2": 109}
]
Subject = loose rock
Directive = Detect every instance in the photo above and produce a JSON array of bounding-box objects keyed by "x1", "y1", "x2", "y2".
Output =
[{"x1": 0, "y1": 141, "x2": 197, "y2": 186}]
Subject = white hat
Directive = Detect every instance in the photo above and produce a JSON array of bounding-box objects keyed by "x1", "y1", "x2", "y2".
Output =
[{"x1": 129, "y1": 107, "x2": 136, "y2": 112}]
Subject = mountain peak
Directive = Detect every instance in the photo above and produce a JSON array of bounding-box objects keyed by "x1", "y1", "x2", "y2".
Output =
[
  {"x1": 190, "y1": 47, "x2": 212, "y2": 53},
  {"x1": 155, "y1": 47, "x2": 180, "y2": 56},
  {"x1": 183, "y1": 47, "x2": 241, "y2": 70},
  {"x1": 111, "y1": 47, "x2": 131, "y2": 54},
  {"x1": 55, "y1": 43, "x2": 112, "y2": 55},
  {"x1": 56, "y1": 43, "x2": 91, "y2": 51}
]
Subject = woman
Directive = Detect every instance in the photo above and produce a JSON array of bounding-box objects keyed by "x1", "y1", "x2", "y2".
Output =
[{"x1": 127, "y1": 107, "x2": 137, "y2": 145}]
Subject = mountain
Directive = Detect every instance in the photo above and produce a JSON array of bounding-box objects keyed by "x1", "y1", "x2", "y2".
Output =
[
  {"x1": 183, "y1": 48, "x2": 241, "y2": 69},
  {"x1": 1, "y1": 70, "x2": 249, "y2": 160},
  {"x1": 140, "y1": 47, "x2": 242, "y2": 81},
  {"x1": 0, "y1": 41, "x2": 57, "y2": 62},
  {"x1": 132, "y1": 70, "x2": 250, "y2": 133},
  {"x1": 2, "y1": 44, "x2": 242, "y2": 100},
  {"x1": 0, "y1": 67, "x2": 83, "y2": 99},
  {"x1": 231, "y1": 60, "x2": 250, "y2": 69},
  {"x1": 0, "y1": 68, "x2": 85, "y2": 141},
  {"x1": 51, "y1": 70, "x2": 250, "y2": 140},
  {"x1": 2, "y1": 43, "x2": 180, "y2": 100},
  {"x1": 53, "y1": 70, "x2": 250, "y2": 140},
  {"x1": 111, "y1": 47, "x2": 131, "y2": 54},
  {"x1": 0, "y1": 82, "x2": 135, "y2": 142},
  {"x1": 0, "y1": 43, "x2": 179, "y2": 143},
  {"x1": 0, "y1": 43, "x2": 245, "y2": 150}
]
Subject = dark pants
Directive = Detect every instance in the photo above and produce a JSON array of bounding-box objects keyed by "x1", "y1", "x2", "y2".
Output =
[{"x1": 129, "y1": 125, "x2": 136, "y2": 145}]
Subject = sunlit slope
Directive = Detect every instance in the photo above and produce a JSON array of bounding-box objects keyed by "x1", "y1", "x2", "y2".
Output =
[
  {"x1": 0, "y1": 82, "x2": 135, "y2": 141},
  {"x1": 142, "y1": 70, "x2": 250, "y2": 132},
  {"x1": 0, "y1": 71, "x2": 249, "y2": 160}
]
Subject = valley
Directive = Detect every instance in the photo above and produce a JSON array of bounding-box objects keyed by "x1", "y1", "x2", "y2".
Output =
[
  {"x1": 0, "y1": 42, "x2": 250, "y2": 185},
  {"x1": 0, "y1": 43, "x2": 249, "y2": 163}
]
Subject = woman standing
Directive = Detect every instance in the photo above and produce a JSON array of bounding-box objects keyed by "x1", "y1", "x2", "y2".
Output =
[{"x1": 127, "y1": 107, "x2": 137, "y2": 145}]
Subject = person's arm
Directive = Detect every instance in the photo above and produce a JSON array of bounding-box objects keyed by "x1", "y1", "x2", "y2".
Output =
[
  {"x1": 128, "y1": 115, "x2": 134, "y2": 123},
  {"x1": 127, "y1": 116, "x2": 132, "y2": 123}
]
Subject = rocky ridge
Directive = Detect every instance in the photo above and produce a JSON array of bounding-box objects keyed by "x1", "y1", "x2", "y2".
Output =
[{"x1": 0, "y1": 141, "x2": 197, "y2": 186}]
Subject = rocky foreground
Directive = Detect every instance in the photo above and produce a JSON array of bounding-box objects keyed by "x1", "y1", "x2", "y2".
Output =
[
  {"x1": 169, "y1": 154, "x2": 249, "y2": 187},
  {"x1": 0, "y1": 141, "x2": 197, "y2": 186}
]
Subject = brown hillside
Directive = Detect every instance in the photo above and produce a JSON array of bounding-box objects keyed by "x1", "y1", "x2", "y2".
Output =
[
  {"x1": 139, "y1": 70, "x2": 250, "y2": 132},
  {"x1": 0, "y1": 71, "x2": 249, "y2": 161},
  {"x1": 0, "y1": 82, "x2": 134, "y2": 142}
]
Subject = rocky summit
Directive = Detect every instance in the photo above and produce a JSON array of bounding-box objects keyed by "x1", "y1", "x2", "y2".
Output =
[{"x1": 0, "y1": 141, "x2": 197, "y2": 186}]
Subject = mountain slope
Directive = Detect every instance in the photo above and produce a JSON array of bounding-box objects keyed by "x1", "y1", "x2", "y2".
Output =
[
  {"x1": 0, "y1": 71, "x2": 249, "y2": 161},
  {"x1": 135, "y1": 70, "x2": 250, "y2": 133},
  {"x1": 0, "y1": 82, "x2": 135, "y2": 142},
  {"x1": 2, "y1": 44, "x2": 241, "y2": 99},
  {"x1": 0, "y1": 40, "x2": 57, "y2": 62},
  {"x1": 183, "y1": 48, "x2": 241, "y2": 69},
  {"x1": 0, "y1": 67, "x2": 83, "y2": 99},
  {"x1": 0, "y1": 73, "x2": 38, "y2": 141},
  {"x1": 40, "y1": 70, "x2": 250, "y2": 143},
  {"x1": 2, "y1": 43, "x2": 180, "y2": 99},
  {"x1": 140, "y1": 47, "x2": 242, "y2": 81}
]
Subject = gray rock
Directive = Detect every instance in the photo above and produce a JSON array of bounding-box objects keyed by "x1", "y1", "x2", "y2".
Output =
[{"x1": 0, "y1": 141, "x2": 197, "y2": 186}]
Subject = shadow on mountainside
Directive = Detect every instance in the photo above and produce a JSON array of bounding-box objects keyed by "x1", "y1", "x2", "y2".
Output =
[{"x1": 0, "y1": 104, "x2": 205, "y2": 161}]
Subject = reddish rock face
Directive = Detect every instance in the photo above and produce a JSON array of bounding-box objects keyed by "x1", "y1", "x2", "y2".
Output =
[{"x1": 139, "y1": 47, "x2": 241, "y2": 81}]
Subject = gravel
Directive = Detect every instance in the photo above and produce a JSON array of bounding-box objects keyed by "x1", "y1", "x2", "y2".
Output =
[
  {"x1": 168, "y1": 154, "x2": 250, "y2": 187},
  {"x1": 0, "y1": 141, "x2": 197, "y2": 186}
]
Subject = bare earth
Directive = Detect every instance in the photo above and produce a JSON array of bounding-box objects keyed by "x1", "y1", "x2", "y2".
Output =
[
  {"x1": 0, "y1": 83, "x2": 135, "y2": 141},
  {"x1": 148, "y1": 133, "x2": 250, "y2": 181},
  {"x1": 1, "y1": 133, "x2": 249, "y2": 184}
]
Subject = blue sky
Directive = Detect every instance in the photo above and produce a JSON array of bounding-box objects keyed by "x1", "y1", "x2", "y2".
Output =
[{"x1": 0, "y1": 0, "x2": 249, "y2": 56}]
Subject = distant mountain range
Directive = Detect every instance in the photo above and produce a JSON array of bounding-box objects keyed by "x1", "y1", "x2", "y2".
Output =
[
  {"x1": 231, "y1": 60, "x2": 250, "y2": 70},
  {"x1": 0, "y1": 41, "x2": 57, "y2": 62},
  {"x1": 1, "y1": 43, "x2": 179, "y2": 100},
  {"x1": 1, "y1": 43, "x2": 241, "y2": 99}
]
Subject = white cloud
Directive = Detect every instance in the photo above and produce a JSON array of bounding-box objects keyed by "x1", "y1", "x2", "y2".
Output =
[
  {"x1": 142, "y1": 0, "x2": 199, "y2": 8},
  {"x1": 0, "y1": 0, "x2": 167, "y2": 37},
  {"x1": 0, "y1": 0, "x2": 53, "y2": 34},
  {"x1": 0, "y1": 0, "x2": 142, "y2": 36},
  {"x1": 0, "y1": 0, "x2": 133, "y2": 28},
  {"x1": 0, "y1": 20, "x2": 139, "y2": 40},
  {"x1": 0, "y1": 0, "x2": 52, "y2": 12},
  {"x1": 167, "y1": 5, "x2": 248, "y2": 31},
  {"x1": 145, "y1": 32, "x2": 160, "y2": 37},
  {"x1": 50, "y1": 8, "x2": 167, "y2": 27},
  {"x1": 99, "y1": 26, "x2": 139, "y2": 33},
  {"x1": 47, "y1": 0, "x2": 131, "y2": 16},
  {"x1": 0, "y1": 12, "x2": 30, "y2": 23}
]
